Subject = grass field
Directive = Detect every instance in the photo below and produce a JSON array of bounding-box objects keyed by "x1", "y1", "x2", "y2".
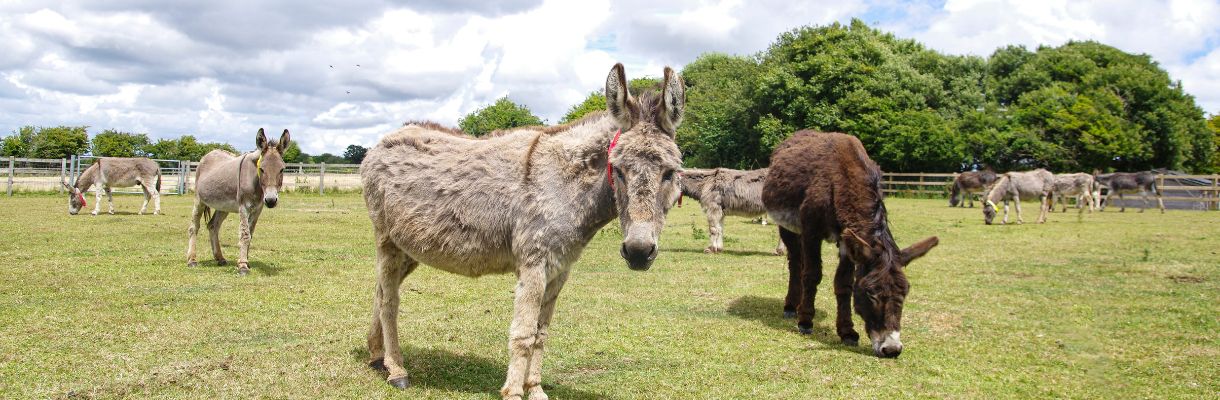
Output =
[{"x1": 1, "y1": 193, "x2": 1217, "y2": 399}]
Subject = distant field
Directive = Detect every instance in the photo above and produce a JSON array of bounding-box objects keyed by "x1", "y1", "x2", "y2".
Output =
[{"x1": 0, "y1": 193, "x2": 1216, "y2": 399}]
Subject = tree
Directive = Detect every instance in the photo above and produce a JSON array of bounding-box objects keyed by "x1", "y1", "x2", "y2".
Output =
[
  {"x1": 142, "y1": 135, "x2": 236, "y2": 160},
  {"x1": 559, "y1": 78, "x2": 664, "y2": 124},
  {"x1": 458, "y1": 97, "x2": 544, "y2": 137},
  {"x1": 26, "y1": 126, "x2": 90, "y2": 158},
  {"x1": 677, "y1": 53, "x2": 765, "y2": 168},
  {"x1": 91, "y1": 130, "x2": 150, "y2": 157},
  {"x1": 343, "y1": 144, "x2": 367, "y2": 164},
  {"x1": 311, "y1": 153, "x2": 346, "y2": 164},
  {"x1": 0, "y1": 126, "x2": 35, "y2": 157},
  {"x1": 1208, "y1": 113, "x2": 1220, "y2": 173},
  {"x1": 281, "y1": 141, "x2": 307, "y2": 163}
]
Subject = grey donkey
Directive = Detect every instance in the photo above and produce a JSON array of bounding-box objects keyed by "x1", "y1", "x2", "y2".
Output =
[
  {"x1": 678, "y1": 167, "x2": 786, "y2": 255},
  {"x1": 359, "y1": 64, "x2": 685, "y2": 400},
  {"x1": 1094, "y1": 171, "x2": 1164, "y2": 213},
  {"x1": 62, "y1": 157, "x2": 161, "y2": 215},
  {"x1": 1050, "y1": 172, "x2": 1099, "y2": 212},
  {"x1": 186, "y1": 128, "x2": 290, "y2": 275},
  {"x1": 982, "y1": 169, "x2": 1055, "y2": 225}
]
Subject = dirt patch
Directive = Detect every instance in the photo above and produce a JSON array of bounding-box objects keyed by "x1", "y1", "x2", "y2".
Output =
[{"x1": 1167, "y1": 274, "x2": 1205, "y2": 284}]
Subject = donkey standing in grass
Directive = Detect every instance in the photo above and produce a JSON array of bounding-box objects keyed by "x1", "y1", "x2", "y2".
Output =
[
  {"x1": 763, "y1": 131, "x2": 938, "y2": 359},
  {"x1": 186, "y1": 128, "x2": 290, "y2": 275},
  {"x1": 679, "y1": 167, "x2": 786, "y2": 255},
  {"x1": 982, "y1": 169, "x2": 1055, "y2": 225},
  {"x1": 948, "y1": 169, "x2": 997, "y2": 207},
  {"x1": 1050, "y1": 173, "x2": 1098, "y2": 212},
  {"x1": 1094, "y1": 171, "x2": 1164, "y2": 213},
  {"x1": 62, "y1": 157, "x2": 161, "y2": 215},
  {"x1": 360, "y1": 64, "x2": 684, "y2": 399}
]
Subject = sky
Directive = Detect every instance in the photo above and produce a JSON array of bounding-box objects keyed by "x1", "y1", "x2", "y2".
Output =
[{"x1": 1, "y1": 0, "x2": 1218, "y2": 155}]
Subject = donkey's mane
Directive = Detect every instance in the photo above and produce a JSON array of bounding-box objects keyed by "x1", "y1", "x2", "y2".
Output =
[{"x1": 859, "y1": 160, "x2": 901, "y2": 273}]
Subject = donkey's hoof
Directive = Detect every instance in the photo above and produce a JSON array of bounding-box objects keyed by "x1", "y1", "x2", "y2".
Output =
[
  {"x1": 528, "y1": 388, "x2": 549, "y2": 400},
  {"x1": 187, "y1": 261, "x2": 198, "y2": 268},
  {"x1": 237, "y1": 264, "x2": 250, "y2": 276},
  {"x1": 782, "y1": 311, "x2": 796, "y2": 319},
  {"x1": 387, "y1": 376, "x2": 410, "y2": 390},
  {"x1": 217, "y1": 259, "x2": 228, "y2": 266},
  {"x1": 797, "y1": 325, "x2": 813, "y2": 335},
  {"x1": 841, "y1": 337, "x2": 859, "y2": 347},
  {"x1": 368, "y1": 358, "x2": 387, "y2": 372}
]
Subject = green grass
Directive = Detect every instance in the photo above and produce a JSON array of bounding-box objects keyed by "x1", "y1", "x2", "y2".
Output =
[{"x1": 1, "y1": 193, "x2": 1217, "y2": 399}]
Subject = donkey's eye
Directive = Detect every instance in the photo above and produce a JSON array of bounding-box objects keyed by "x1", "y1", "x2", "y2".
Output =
[{"x1": 662, "y1": 170, "x2": 675, "y2": 182}]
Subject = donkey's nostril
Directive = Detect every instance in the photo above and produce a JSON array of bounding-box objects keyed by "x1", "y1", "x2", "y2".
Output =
[{"x1": 879, "y1": 344, "x2": 902, "y2": 358}]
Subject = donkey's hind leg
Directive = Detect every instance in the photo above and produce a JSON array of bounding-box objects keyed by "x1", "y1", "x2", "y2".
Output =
[
  {"x1": 105, "y1": 187, "x2": 114, "y2": 215},
  {"x1": 186, "y1": 201, "x2": 206, "y2": 267},
  {"x1": 207, "y1": 211, "x2": 230, "y2": 266},
  {"x1": 833, "y1": 247, "x2": 859, "y2": 346},
  {"x1": 368, "y1": 239, "x2": 417, "y2": 389},
  {"x1": 779, "y1": 228, "x2": 802, "y2": 319},
  {"x1": 703, "y1": 204, "x2": 725, "y2": 253},
  {"x1": 138, "y1": 182, "x2": 152, "y2": 215}
]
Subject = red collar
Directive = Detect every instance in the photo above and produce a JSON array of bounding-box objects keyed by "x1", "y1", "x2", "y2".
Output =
[
  {"x1": 77, "y1": 191, "x2": 86, "y2": 207},
  {"x1": 606, "y1": 129, "x2": 623, "y2": 189}
]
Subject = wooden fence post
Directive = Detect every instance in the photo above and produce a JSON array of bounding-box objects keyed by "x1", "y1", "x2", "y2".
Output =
[
  {"x1": 1213, "y1": 174, "x2": 1219, "y2": 211},
  {"x1": 59, "y1": 158, "x2": 67, "y2": 193},
  {"x1": 319, "y1": 163, "x2": 326, "y2": 195},
  {"x1": 6, "y1": 157, "x2": 13, "y2": 196}
]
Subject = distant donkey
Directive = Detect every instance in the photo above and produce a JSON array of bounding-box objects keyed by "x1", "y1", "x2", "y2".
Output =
[
  {"x1": 1050, "y1": 173, "x2": 1098, "y2": 212},
  {"x1": 1094, "y1": 171, "x2": 1164, "y2": 213},
  {"x1": 186, "y1": 128, "x2": 290, "y2": 275},
  {"x1": 982, "y1": 169, "x2": 1055, "y2": 225},
  {"x1": 360, "y1": 64, "x2": 684, "y2": 399},
  {"x1": 763, "y1": 131, "x2": 938, "y2": 358},
  {"x1": 679, "y1": 167, "x2": 786, "y2": 255},
  {"x1": 61, "y1": 157, "x2": 161, "y2": 215},
  {"x1": 948, "y1": 169, "x2": 997, "y2": 207}
]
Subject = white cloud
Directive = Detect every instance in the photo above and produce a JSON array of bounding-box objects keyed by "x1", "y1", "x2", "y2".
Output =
[{"x1": 0, "y1": 0, "x2": 1216, "y2": 156}]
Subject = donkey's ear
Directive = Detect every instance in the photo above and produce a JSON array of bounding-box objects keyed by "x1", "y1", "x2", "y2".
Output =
[
  {"x1": 255, "y1": 128, "x2": 268, "y2": 150},
  {"x1": 898, "y1": 236, "x2": 939, "y2": 266},
  {"x1": 604, "y1": 63, "x2": 636, "y2": 130},
  {"x1": 657, "y1": 66, "x2": 685, "y2": 137},
  {"x1": 61, "y1": 181, "x2": 73, "y2": 191},
  {"x1": 277, "y1": 129, "x2": 291, "y2": 152}
]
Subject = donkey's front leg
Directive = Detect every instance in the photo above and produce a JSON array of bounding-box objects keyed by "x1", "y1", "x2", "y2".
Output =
[
  {"x1": 523, "y1": 267, "x2": 570, "y2": 400},
  {"x1": 236, "y1": 205, "x2": 253, "y2": 275},
  {"x1": 704, "y1": 205, "x2": 724, "y2": 253},
  {"x1": 91, "y1": 187, "x2": 103, "y2": 215},
  {"x1": 501, "y1": 262, "x2": 546, "y2": 400},
  {"x1": 833, "y1": 248, "x2": 858, "y2": 346}
]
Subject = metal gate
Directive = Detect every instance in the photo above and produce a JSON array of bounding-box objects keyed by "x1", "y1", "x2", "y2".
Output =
[{"x1": 69, "y1": 156, "x2": 190, "y2": 195}]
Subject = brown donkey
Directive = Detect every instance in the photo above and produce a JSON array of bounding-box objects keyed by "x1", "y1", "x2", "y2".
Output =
[
  {"x1": 763, "y1": 131, "x2": 938, "y2": 358},
  {"x1": 186, "y1": 128, "x2": 290, "y2": 275},
  {"x1": 360, "y1": 64, "x2": 684, "y2": 399},
  {"x1": 62, "y1": 157, "x2": 161, "y2": 215},
  {"x1": 948, "y1": 169, "x2": 996, "y2": 207}
]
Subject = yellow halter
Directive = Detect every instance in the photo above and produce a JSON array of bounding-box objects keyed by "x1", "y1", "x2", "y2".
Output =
[
  {"x1": 986, "y1": 200, "x2": 997, "y2": 210},
  {"x1": 256, "y1": 153, "x2": 264, "y2": 179}
]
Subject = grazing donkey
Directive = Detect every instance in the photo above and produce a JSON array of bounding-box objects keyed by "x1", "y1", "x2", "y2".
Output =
[
  {"x1": 948, "y1": 169, "x2": 997, "y2": 207},
  {"x1": 186, "y1": 128, "x2": 290, "y2": 275},
  {"x1": 763, "y1": 131, "x2": 938, "y2": 358},
  {"x1": 1094, "y1": 171, "x2": 1164, "y2": 213},
  {"x1": 1050, "y1": 173, "x2": 1098, "y2": 212},
  {"x1": 678, "y1": 167, "x2": 786, "y2": 255},
  {"x1": 982, "y1": 169, "x2": 1055, "y2": 225},
  {"x1": 360, "y1": 64, "x2": 684, "y2": 399},
  {"x1": 61, "y1": 157, "x2": 161, "y2": 215}
]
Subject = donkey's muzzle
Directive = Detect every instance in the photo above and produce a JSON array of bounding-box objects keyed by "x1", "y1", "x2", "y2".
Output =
[
  {"x1": 264, "y1": 198, "x2": 278, "y2": 208},
  {"x1": 621, "y1": 240, "x2": 657, "y2": 271}
]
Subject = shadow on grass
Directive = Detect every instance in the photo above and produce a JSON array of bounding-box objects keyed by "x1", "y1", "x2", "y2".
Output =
[
  {"x1": 726, "y1": 295, "x2": 871, "y2": 356},
  {"x1": 349, "y1": 347, "x2": 609, "y2": 400},
  {"x1": 190, "y1": 259, "x2": 283, "y2": 276},
  {"x1": 668, "y1": 247, "x2": 779, "y2": 257}
]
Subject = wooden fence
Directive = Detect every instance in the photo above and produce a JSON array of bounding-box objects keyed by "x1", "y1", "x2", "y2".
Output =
[{"x1": 881, "y1": 172, "x2": 1220, "y2": 211}]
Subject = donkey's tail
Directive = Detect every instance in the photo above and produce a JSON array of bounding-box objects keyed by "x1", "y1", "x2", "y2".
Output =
[
  {"x1": 201, "y1": 205, "x2": 212, "y2": 227},
  {"x1": 155, "y1": 172, "x2": 162, "y2": 192}
]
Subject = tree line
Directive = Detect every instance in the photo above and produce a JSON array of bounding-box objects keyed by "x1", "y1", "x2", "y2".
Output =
[
  {"x1": 0, "y1": 125, "x2": 371, "y2": 164},
  {"x1": 462, "y1": 20, "x2": 1220, "y2": 173}
]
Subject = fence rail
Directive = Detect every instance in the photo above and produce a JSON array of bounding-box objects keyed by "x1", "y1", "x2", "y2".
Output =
[
  {"x1": 5, "y1": 158, "x2": 1218, "y2": 210},
  {"x1": 881, "y1": 172, "x2": 1220, "y2": 211}
]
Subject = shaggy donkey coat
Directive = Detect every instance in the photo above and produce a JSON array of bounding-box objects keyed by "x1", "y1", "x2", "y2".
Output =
[
  {"x1": 186, "y1": 128, "x2": 290, "y2": 275},
  {"x1": 679, "y1": 167, "x2": 786, "y2": 255},
  {"x1": 948, "y1": 169, "x2": 997, "y2": 207},
  {"x1": 360, "y1": 64, "x2": 685, "y2": 400},
  {"x1": 982, "y1": 169, "x2": 1055, "y2": 225},
  {"x1": 763, "y1": 131, "x2": 938, "y2": 358},
  {"x1": 63, "y1": 157, "x2": 161, "y2": 216}
]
